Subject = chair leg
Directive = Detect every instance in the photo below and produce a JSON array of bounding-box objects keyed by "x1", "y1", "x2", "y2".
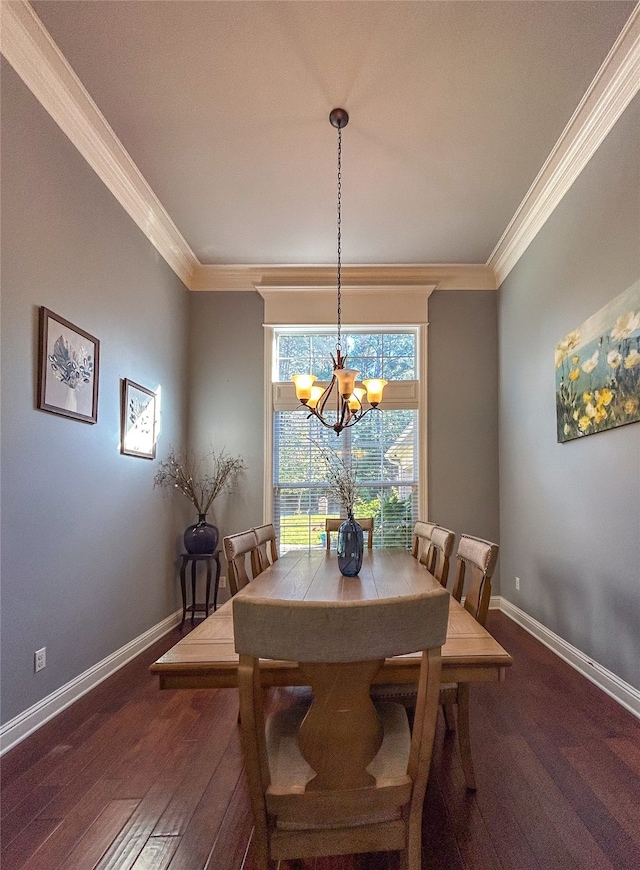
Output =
[
  {"x1": 443, "y1": 701, "x2": 457, "y2": 732},
  {"x1": 456, "y1": 683, "x2": 476, "y2": 790},
  {"x1": 406, "y1": 820, "x2": 422, "y2": 870},
  {"x1": 249, "y1": 837, "x2": 272, "y2": 870}
]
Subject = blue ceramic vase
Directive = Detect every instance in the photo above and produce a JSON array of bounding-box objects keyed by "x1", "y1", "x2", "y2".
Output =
[
  {"x1": 337, "y1": 515, "x2": 364, "y2": 576},
  {"x1": 184, "y1": 514, "x2": 219, "y2": 554}
]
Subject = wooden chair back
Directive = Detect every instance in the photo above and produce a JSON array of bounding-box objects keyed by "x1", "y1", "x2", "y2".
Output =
[
  {"x1": 325, "y1": 517, "x2": 374, "y2": 550},
  {"x1": 451, "y1": 535, "x2": 499, "y2": 626},
  {"x1": 428, "y1": 526, "x2": 455, "y2": 588},
  {"x1": 223, "y1": 530, "x2": 260, "y2": 596},
  {"x1": 252, "y1": 523, "x2": 279, "y2": 574},
  {"x1": 233, "y1": 589, "x2": 449, "y2": 869},
  {"x1": 412, "y1": 521, "x2": 436, "y2": 567}
]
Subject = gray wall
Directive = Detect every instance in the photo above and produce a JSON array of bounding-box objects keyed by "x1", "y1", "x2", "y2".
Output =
[
  {"x1": 187, "y1": 292, "x2": 265, "y2": 583},
  {"x1": 188, "y1": 289, "x2": 500, "y2": 596},
  {"x1": 1, "y1": 63, "x2": 190, "y2": 725},
  {"x1": 428, "y1": 290, "x2": 500, "y2": 588},
  {"x1": 498, "y1": 94, "x2": 640, "y2": 689}
]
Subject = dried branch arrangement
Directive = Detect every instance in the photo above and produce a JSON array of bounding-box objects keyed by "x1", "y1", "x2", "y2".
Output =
[
  {"x1": 313, "y1": 440, "x2": 358, "y2": 516},
  {"x1": 153, "y1": 447, "x2": 245, "y2": 515}
]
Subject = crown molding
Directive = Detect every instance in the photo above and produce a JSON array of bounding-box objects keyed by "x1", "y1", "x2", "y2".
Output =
[
  {"x1": 488, "y1": 3, "x2": 640, "y2": 287},
  {"x1": 5, "y1": 0, "x2": 636, "y2": 293},
  {"x1": 191, "y1": 263, "x2": 496, "y2": 292},
  {"x1": 0, "y1": 0, "x2": 199, "y2": 288},
  {"x1": 256, "y1": 284, "x2": 437, "y2": 296}
]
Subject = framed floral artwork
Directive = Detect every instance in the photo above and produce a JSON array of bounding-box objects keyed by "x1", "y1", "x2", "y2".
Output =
[
  {"x1": 37, "y1": 307, "x2": 99, "y2": 423},
  {"x1": 120, "y1": 379, "x2": 157, "y2": 459},
  {"x1": 555, "y1": 281, "x2": 640, "y2": 442}
]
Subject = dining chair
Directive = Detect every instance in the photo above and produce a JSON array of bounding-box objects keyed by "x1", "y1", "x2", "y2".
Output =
[
  {"x1": 440, "y1": 534, "x2": 499, "y2": 788},
  {"x1": 223, "y1": 529, "x2": 261, "y2": 596},
  {"x1": 412, "y1": 521, "x2": 436, "y2": 567},
  {"x1": 450, "y1": 534, "x2": 499, "y2": 626},
  {"x1": 325, "y1": 516, "x2": 374, "y2": 550},
  {"x1": 428, "y1": 526, "x2": 455, "y2": 588},
  {"x1": 253, "y1": 523, "x2": 279, "y2": 574},
  {"x1": 233, "y1": 588, "x2": 450, "y2": 870},
  {"x1": 373, "y1": 533, "x2": 499, "y2": 791}
]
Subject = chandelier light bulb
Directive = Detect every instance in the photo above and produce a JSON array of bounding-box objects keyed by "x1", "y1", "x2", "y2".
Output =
[
  {"x1": 334, "y1": 367, "x2": 359, "y2": 398},
  {"x1": 362, "y1": 379, "x2": 388, "y2": 406},
  {"x1": 306, "y1": 385, "x2": 325, "y2": 409},
  {"x1": 348, "y1": 388, "x2": 366, "y2": 411},
  {"x1": 291, "y1": 374, "x2": 317, "y2": 402}
]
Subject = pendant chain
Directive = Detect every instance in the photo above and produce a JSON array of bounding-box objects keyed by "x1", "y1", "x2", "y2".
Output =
[{"x1": 336, "y1": 125, "x2": 342, "y2": 353}]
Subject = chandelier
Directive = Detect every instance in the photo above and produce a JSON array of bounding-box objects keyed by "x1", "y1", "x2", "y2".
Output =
[{"x1": 291, "y1": 108, "x2": 387, "y2": 435}]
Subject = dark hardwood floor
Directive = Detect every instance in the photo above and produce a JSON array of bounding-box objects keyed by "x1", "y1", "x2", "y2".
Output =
[{"x1": 2, "y1": 612, "x2": 639, "y2": 870}]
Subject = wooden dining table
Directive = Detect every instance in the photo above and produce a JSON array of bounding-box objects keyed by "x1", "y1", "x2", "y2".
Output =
[
  {"x1": 151, "y1": 548, "x2": 512, "y2": 690},
  {"x1": 152, "y1": 547, "x2": 512, "y2": 790}
]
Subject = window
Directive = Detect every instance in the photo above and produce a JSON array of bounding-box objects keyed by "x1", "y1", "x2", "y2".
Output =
[
  {"x1": 271, "y1": 329, "x2": 421, "y2": 551},
  {"x1": 276, "y1": 331, "x2": 416, "y2": 382}
]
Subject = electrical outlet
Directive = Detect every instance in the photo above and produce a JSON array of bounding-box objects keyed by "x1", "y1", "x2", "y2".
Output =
[
  {"x1": 219, "y1": 575, "x2": 227, "y2": 589},
  {"x1": 515, "y1": 577, "x2": 520, "y2": 591},
  {"x1": 34, "y1": 647, "x2": 46, "y2": 672}
]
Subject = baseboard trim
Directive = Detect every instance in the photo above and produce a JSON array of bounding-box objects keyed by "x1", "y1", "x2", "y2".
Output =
[
  {"x1": 4, "y1": 596, "x2": 638, "y2": 754},
  {"x1": 499, "y1": 597, "x2": 640, "y2": 720},
  {"x1": 0, "y1": 608, "x2": 182, "y2": 756}
]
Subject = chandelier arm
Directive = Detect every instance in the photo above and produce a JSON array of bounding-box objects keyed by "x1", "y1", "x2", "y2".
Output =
[
  {"x1": 316, "y1": 376, "x2": 337, "y2": 417},
  {"x1": 309, "y1": 409, "x2": 340, "y2": 433},
  {"x1": 342, "y1": 405, "x2": 375, "y2": 430},
  {"x1": 334, "y1": 400, "x2": 348, "y2": 434},
  {"x1": 302, "y1": 398, "x2": 380, "y2": 433},
  {"x1": 342, "y1": 401, "x2": 351, "y2": 428}
]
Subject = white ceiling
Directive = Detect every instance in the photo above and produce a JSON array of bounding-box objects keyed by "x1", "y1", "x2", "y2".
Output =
[{"x1": 26, "y1": 1, "x2": 637, "y2": 266}]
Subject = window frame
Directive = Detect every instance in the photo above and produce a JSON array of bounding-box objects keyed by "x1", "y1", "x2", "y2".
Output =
[{"x1": 264, "y1": 321, "x2": 428, "y2": 533}]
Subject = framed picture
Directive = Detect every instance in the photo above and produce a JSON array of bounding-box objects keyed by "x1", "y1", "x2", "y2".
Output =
[
  {"x1": 120, "y1": 378, "x2": 157, "y2": 459},
  {"x1": 38, "y1": 307, "x2": 99, "y2": 423},
  {"x1": 555, "y1": 280, "x2": 640, "y2": 442}
]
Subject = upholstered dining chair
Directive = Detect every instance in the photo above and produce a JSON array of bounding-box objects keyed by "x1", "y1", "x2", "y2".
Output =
[
  {"x1": 411, "y1": 521, "x2": 436, "y2": 567},
  {"x1": 427, "y1": 526, "x2": 455, "y2": 589},
  {"x1": 233, "y1": 588, "x2": 450, "y2": 870},
  {"x1": 373, "y1": 533, "x2": 499, "y2": 791},
  {"x1": 438, "y1": 534, "x2": 499, "y2": 788},
  {"x1": 325, "y1": 517, "x2": 374, "y2": 550},
  {"x1": 223, "y1": 529, "x2": 261, "y2": 596},
  {"x1": 450, "y1": 534, "x2": 499, "y2": 626},
  {"x1": 252, "y1": 523, "x2": 279, "y2": 574}
]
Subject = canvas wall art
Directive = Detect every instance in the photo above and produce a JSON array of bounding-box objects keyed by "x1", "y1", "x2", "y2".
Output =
[
  {"x1": 37, "y1": 307, "x2": 99, "y2": 423},
  {"x1": 555, "y1": 281, "x2": 640, "y2": 442},
  {"x1": 120, "y1": 379, "x2": 157, "y2": 459}
]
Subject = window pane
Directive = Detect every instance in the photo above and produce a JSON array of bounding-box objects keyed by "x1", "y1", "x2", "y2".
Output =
[
  {"x1": 275, "y1": 330, "x2": 416, "y2": 381},
  {"x1": 274, "y1": 408, "x2": 418, "y2": 551}
]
